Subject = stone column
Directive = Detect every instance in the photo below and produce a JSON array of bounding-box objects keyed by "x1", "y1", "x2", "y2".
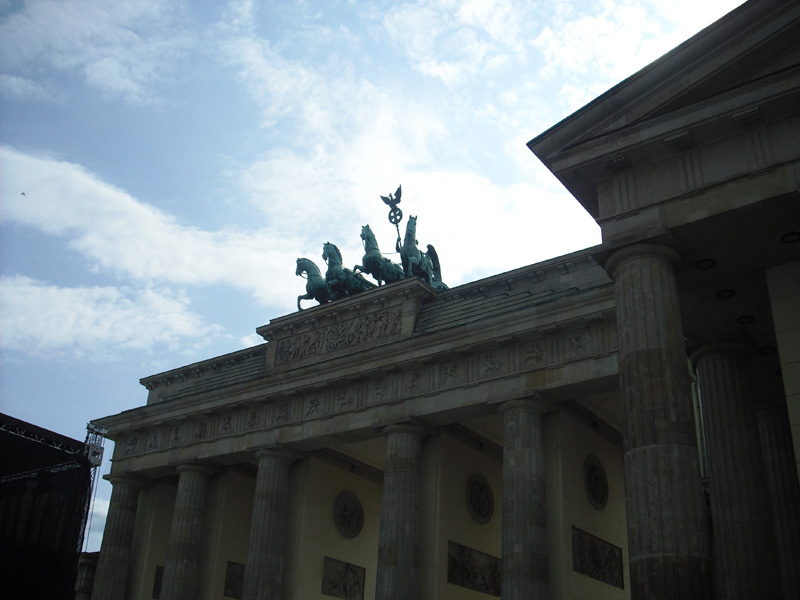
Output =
[
  {"x1": 691, "y1": 343, "x2": 781, "y2": 599},
  {"x1": 499, "y1": 399, "x2": 549, "y2": 600},
  {"x1": 74, "y1": 552, "x2": 99, "y2": 600},
  {"x1": 161, "y1": 464, "x2": 215, "y2": 600},
  {"x1": 606, "y1": 244, "x2": 710, "y2": 599},
  {"x1": 242, "y1": 449, "x2": 295, "y2": 600},
  {"x1": 375, "y1": 424, "x2": 425, "y2": 600},
  {"x1": 91, "y1": 474, "x2": 143, "y2": 600},
  {"x1": 757, "y1": 403, "x2": 800, "y2": 598}
]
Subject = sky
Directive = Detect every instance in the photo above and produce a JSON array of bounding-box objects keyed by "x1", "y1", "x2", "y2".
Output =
[{"x1": 0, "y1": 0, "x2": 745, "y2": 552}]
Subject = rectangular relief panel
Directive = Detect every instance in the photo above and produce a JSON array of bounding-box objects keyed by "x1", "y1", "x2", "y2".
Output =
[
  {"x1": 447, "y1": 540, "x2": 501, "y2": 597},
  {"x1": 321, "y1": 556, "x2": 366, "y2": 600},
  {"x1": 571, "y1": 526, "x2": 624, "y2": 589}
]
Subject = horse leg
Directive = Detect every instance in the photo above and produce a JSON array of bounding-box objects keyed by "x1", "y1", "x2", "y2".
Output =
[{"x1": 298, "y1": 293, "x2": 313, "y2": 311}]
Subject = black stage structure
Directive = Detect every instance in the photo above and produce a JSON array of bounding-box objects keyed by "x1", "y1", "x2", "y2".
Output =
[{"x1": 0, "y1": 413, "x2": 101, "y2": 599}]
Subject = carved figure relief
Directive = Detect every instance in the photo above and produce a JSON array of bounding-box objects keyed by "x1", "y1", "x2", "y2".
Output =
[
  {"x1": 194, "y1": 421, "x2": 208, "y2": 440},
  {"x1": 305, "y1": 397, "x2": 320, "y2": 418},
  {"x1": 335, "y1": 389, "x2": 349, "y2": 411},
  {"x1": 124, "y1": 436, "x2": 139, "y2": 456},
  {"x1": 466, "y1": 473, "x2": 494, "y2": 524},
  {"x1": 482, "y1": 353, "x2": 504, "y2": 377},
  {"x1": 566, "y1": 331, "x2": 586, "y2": 359},
  {"x1": 443, "y1": 363, "x2": 460, "y2": 384},
  {"x1": 406, "y1": 371, "x2": 422, "y2": 395},
  {"x1": 171, "y1": 427, "x2": 182, "y2": 445},
  {"x1": 372, "y1": 379, "x2": 386, "y2": 402},
  {"x1": 275, "y1": 308, "x2": 402, "y2": 366},
  {"x1": 523, "y1": 344, "x2": 544, "y2": 364},
  {"x1": 321, "y1": 556, "x2": 365, "y2": 600},
  {"x1": 333, "y1": 491, "x2": 364, "y2": 539},
  {"x1": 447, "y1": 541, "x2": 501, "y2": 597},
  {"x1": 247, "y1": 409, "x2": 262, "y2": 429},
  {"x1": 221, "y1": 414, "x2": 233, "y2": 434},
  {"x1": 147, "y1": 433, "x2": 161, "y2": 450},
  {"x1": 274, "y1": 403, "x2": 288, "y2": 425},
  {"x1": 572, "y1": 526, "x2": 623, "y2": 588}
]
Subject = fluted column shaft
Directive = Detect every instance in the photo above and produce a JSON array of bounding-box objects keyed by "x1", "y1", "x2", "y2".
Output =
[
  {"x1": 375, "y1": 424, "x2": 425, "y2": 600},
  {"x1": 161, "y1": 464, "x2": 214, "y2": 600},
  {"x1": 607, "y1": 244, "x2": 710, "y2": 599},
  {"x1": 242, "y1": 449, "x2": 295, "y2": 600},
  {"x1": 758, "y1": 403, "x2": 800, "y2": 597},
  {"x1": 692, "y1": 343, "x2": 781, "y2": 599},
  {"x1": 91, "y1": 475, "x2": 143, "y2": 600},
  {"x1": 500, "y1": 399, "x2": 549, "y2": 600}
]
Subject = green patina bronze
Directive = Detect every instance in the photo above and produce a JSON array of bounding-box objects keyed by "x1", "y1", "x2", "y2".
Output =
[
  {"x1": 353, "y1": 224, "x2": 405, "y2": 286},
  {"x1": 295, "y1": 186, "x2": 447, "y2": 309}
]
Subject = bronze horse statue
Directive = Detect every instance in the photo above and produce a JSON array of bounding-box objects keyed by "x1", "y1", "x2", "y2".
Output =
[
  {"x1": 322, "y1": 242, "x2": 376, "y2": 300},
  {"x1": 295, "y1": 257, "x2": 330, "y2": 310},
  {"x1": 353, "y1": 224, "x2": 405, "y2": 286}
]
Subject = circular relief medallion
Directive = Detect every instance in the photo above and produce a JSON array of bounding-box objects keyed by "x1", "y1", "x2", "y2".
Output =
[
  {"x1": 583, "y1": 455, "x2": 608, "y2": 510},
  {"x1": 333, "y1": 491, "x2": 364, "y2": 538},
  {"x1": 466, "y1": 473, "x2": 494, "y2": 524}
]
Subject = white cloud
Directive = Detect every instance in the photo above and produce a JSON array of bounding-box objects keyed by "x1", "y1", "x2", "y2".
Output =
[
  {"x1": 380, "y1": 2, "x2": 521, "y2": 85},
  {"x1": 0, "y1": 146, "x2": 307, "y2": 309},
  {"x1": 0, "y1": 73, "x2": 52, "y2": 101},
  {"x1": 533, "y1": 0, "x2": 746, "y2": 87},
  {"x1": 0, "y1": 275, "x2": 222, "y2": 359},
  {"x1": 0, "y1": 0, "x2": 193, "y2": 104}
]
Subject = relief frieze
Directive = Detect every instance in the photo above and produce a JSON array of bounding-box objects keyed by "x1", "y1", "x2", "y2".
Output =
[
  {"x1": 572, "y1": 526, "x2": 623, "y2": 589},
  {"x1": 481, "y1": 352, "x2": 505, "y2": 377},
  {"x1": 246, "y1": 408, "x2": 263, "y2": 429},
  {"x1": 275, "y1": 307, "x2": 402, "y2": 366},
  {"x1": 120, "y1": 316, "x2": 616, "y2": 460},
  {"x1": 447, "y1": 541, "x2": 501, "y2": 597}
]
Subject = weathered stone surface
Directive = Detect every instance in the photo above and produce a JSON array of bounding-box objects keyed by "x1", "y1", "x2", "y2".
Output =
[
  {"x1": 757, "y1": 403, "x2": 800, "y2": 599},
  {"x1": 242, "y1": 449, "x2": 295, "y2": 600},
  {"x1": 692, "y1": 342, "x2": 781, "y2": 599},
  {"x1": 91, "y1": 475, "x2": 143, "y2": 600},
  {"x1": 499, "y1": 399, "x2": 549, "y2": 600},
  {"x1": 161, "y1": 464, "x2": 214, "y2": 600},
  {"x1": 607, "y1": 244, "x2": 710, "y2": 599},
  {"x1": 375, "y1": 424, "x2": 425, "y2": 600}
]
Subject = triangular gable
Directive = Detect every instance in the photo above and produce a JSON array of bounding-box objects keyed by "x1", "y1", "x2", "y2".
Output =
[
  {"x1": 528, "y1": 0, "x2": 800, "y2": 218},
  {"x1": 530, "y1": 0, "x2": 799, "y2": 158}
]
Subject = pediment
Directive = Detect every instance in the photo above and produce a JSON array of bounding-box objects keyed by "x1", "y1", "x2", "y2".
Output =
[
  {"x1": 530, "y1": 0, "x2": 800, "y2": 158},
  {"x1": 528, "y1": 0, "x2": 800, "y2": 217}
]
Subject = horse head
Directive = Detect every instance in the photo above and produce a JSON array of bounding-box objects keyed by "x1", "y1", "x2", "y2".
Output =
[
  {"x1": 322, "y1": 242, "x2": 343, "y2": 266},
  {"x1": 296, "y1": 257, "x2": 320, "y2": 278},
  {"x1": 361, "y1": 224, "x2": 380, "y2": 253}
]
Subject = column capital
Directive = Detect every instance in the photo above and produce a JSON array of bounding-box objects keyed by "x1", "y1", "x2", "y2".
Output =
[
  {"x1": 175, "y1": 462, "x2": 216, "y2": 476},
  {"x1": 605, "y1": 242, "x2": 681, "y2": 277},
  {"x1": 690, "y1": 340, "x2": 753, "y2": 366},
  {"x1": 104, "y1": 473, "x2": 146, "y2": 489},
  {"x1": 498, "y1": 396, "x2": 553, "y2": 417},
  {"x1": 253, "y1": 447, "x2": 298, "y2": 464},
  {"x1": 381, "y1": 423, "x2": 426, "y2": 438}
]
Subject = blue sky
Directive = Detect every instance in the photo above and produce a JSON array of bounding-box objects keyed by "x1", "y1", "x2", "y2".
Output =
[{"x1": 0, "y1": 0, "x2": 744, "y2": 551}]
